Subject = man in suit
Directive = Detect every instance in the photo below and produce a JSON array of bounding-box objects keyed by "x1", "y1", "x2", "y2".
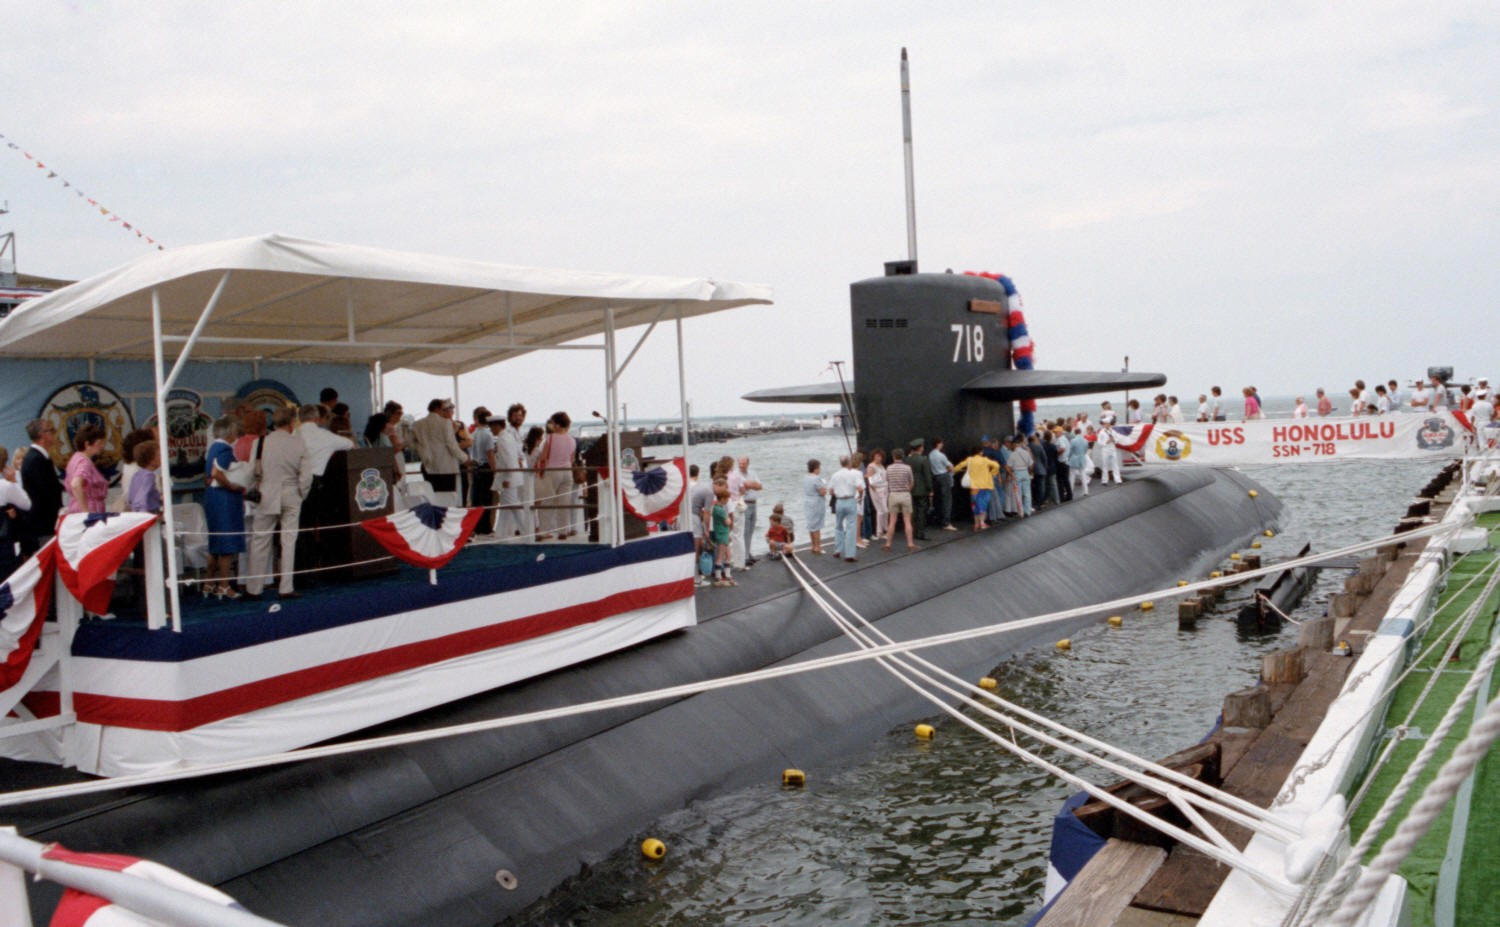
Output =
[
  {"x1": 410, "y1": 398, "x2": 466, "y2": 505},
  {"x1": 245, "y1": 406, "x2": 313, "y2": 599},
  {"x1": 19, "y1": 418, "x2": 63, "y2": 556}
]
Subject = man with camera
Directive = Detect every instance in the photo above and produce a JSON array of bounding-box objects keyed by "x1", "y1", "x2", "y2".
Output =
[{"x1": 245, "y1": 405, "x2": 314, "y2": 599}]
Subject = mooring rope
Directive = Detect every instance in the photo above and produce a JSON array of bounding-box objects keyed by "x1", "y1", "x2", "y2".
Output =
[
  {"x1": 779, "y1": 554, "x2": 1302, "y2": 893},
  {"x1": 780, "y1": 554, "x2": 1298, "y2": 839}
]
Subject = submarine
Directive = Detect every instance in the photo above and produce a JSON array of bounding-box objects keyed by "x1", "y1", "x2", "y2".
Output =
[{"x1": 2, "y1": 256, "x2": 1280, "y2": 926}]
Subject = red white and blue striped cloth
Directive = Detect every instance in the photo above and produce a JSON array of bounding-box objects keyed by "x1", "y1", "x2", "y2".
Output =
[
  {"x1": 0, "y1": 541, "x2": 57, "y2": 689},
  {"x1": 1111, "y1": 423, "x2": 1154, "y2": 453},
  {"x1": 55, "y1": 512, "x2": 158, "y2": 615},
  {"x1": 360, "y1": 502, "x2": 484, "y2": 569},
  {"x1": 43, "y1": 844, "x2": 244, "y2": 926},
  {"x1": 619, "y1": 458, "x2": 687, "y2": 522}
]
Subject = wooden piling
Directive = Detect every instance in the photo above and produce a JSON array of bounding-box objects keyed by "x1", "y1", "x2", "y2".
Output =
[
  {"x1": 1222, "y1": 686, "x2": 1272, "y2": 729},
  {"x1": 1298, "y1": 616, "x2": 1335, "y2": 652},
  {"x1": 1261, "y1": 648, "x2": 1303, "y2": 684}
]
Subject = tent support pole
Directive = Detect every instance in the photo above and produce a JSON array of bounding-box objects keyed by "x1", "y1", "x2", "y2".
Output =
[
  {"x1": 676, "y1": 304, "x2": 691, "y2": 525},
  {"x1": 163, "y1": 271, "x2": 231, "y2": 391},
  {"x1": 608, "y1": 306, "x2": 666, "y2": 387},
  {"x1": 152, "y1": 289, "x2": 184, "y2": 632},
  {"x1": 605, "y1": 307, "x2": 622, "y2": 547}
]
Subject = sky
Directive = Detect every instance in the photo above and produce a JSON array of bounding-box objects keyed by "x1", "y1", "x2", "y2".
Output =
[{"x1": 4, "y1": 1, "x2": 1498, "y2": 421}]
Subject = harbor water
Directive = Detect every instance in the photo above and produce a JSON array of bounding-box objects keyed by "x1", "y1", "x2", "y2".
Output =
[{"x1": 513, "y1": 422, "x2": 1440, "y2": 926}]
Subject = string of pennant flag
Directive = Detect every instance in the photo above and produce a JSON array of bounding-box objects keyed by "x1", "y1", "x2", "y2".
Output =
[{"x1": 0, "y1": 131, "x2": 165, "y2": 250}]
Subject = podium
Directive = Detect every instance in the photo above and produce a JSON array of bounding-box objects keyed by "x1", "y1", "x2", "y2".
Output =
[
  {"x1": 582, "y1": 431, "x2": 648, "y2": 542},
  {"x1": 307, "y1": 447, "x2": 400, "y2": 580}
]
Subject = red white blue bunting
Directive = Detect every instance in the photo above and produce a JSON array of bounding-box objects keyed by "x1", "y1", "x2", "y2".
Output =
[
  {"x1": 43, "y1": 844, "x2": 244, "y2": 926},
  {"x1": 0, "y1": 542, "x2": 57, "y2": 689},
  {"x1": 1111, "y1": 423, "x2": 1154, "y2": 454},
  {"x1": 360, "y1": 502, "x2": 484, "y2": 569},
  {"x1": 619, "y1": 458, "x2": 687, "y2": 521},
  {"x1": 55, "y1": 512, "x2": 159, "y2": 616},
  {"x1": 965, "y1": 271, "x2": 1038, "y2": 434}
]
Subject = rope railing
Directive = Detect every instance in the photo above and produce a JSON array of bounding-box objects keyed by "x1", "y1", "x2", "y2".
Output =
[
  {"x1": 1296, "y1": 556, "x2": 1500, "y2": 923},
  {"x1": 172, "y1": 513, "x2": 610, "y2": 589},
  {"x1": 171, "y1": 479, "x2": 592, "y2": 538},
  {"x1": 1324, "y1": 690, "x2": 1500, "y2": 927},
  {"x1": 1273, "y1": 477, "x2": 1499, "y2": 807}
]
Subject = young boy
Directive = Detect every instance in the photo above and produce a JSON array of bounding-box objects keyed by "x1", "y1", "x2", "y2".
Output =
[
  {"x1": 765, "y1": 512, "x2": 792, "y2": 558},
  {"x1": 128, "y1": 440, "x2": 163, "y2": 514},
  {"x1": 711, "y1": 482, "x2": 735, "y2": 586},
  {"x1": 771, "y1": 502, "x2": 794, "y2": 542}
]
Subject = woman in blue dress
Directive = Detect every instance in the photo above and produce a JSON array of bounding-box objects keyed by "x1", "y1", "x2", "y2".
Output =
[
  {"x1": 203, "y1": 415, "x2": 247, "y2": 599},
  {"x1": 801, "y1": 458, "x2": 827, "y2": 555}
]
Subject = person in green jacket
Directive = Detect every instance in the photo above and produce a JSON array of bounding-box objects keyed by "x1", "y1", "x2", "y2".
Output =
[{"x1": 906, "y1": 438, "x2": 932, "y2": 540}]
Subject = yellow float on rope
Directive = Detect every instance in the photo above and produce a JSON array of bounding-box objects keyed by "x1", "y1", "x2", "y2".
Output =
[
  {"x1": 1056, "y1": 638, "x2": 1072, "y2": 651},
  {"x1": 782, "y1": 768, "x2": 806, "y2": 788},
  {"x1": 1251, "y1": 541, "x2": 1262, "y2": 549},
  {"x1": 1210, "y1": 570, "x2": 1223, "y2": 578},
  {"x1": 1177, "y1": 580, "x2": 1189, "y2": 587},
  {"x1": 978, "y1": 677, "x2": 998, "y2": 690},
  {"x1": 1264, "y1": 529, "x2": 1275, "y2": 538},
  {"x1": 641, "y1": 838, "x2": 667, "y2": 860},
  {"x1": 1139, "y1": 601, "x2": 1154, "y2": 612},
  {"x1": 914, "y1": 723, "x2": 936, "y2": 740},
  {"x1": 1229, "y1": 553, "x2": 1242, "y2": 561},
  {"x1": 1107, "y1": 615, "x2": 1123, "y2": 628},
  {"x1": 1249, "y1": 490, "x2": 1259, "y2": 498}
]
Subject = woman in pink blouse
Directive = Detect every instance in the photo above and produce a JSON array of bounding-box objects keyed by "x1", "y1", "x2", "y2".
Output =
[
  {"x1": 65, "y1": 424, "x2": 110, "y2": 515},
  {"x1": 1242, "y1": 387, "x2": 1264, "y2": 422},
  {"x1": 533, "y1": 412, "x2": 578, "y2": 541}
]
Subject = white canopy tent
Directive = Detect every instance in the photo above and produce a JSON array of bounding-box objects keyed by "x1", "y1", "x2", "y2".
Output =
[{"x1": 0, "y1": 233, "x2": 772, "y2": 628}]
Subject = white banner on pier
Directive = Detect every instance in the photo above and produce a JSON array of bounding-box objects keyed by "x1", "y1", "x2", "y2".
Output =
[{"x1": 1130, "y1": 412, "x2": 1495, "y2": 466}]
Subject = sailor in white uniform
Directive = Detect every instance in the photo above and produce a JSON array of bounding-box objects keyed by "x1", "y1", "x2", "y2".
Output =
[
  {"x1": 1096, "y1": 423, "x2": 1122, "y2": 484},
  {"x1": 494, "y1": 404, "x2": 528, "y2": 540}
]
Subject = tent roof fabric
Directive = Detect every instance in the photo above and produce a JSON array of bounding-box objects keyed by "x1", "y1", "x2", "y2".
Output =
[{"x1": 0, "y1": 234, "x2": 773, "y2": 376}]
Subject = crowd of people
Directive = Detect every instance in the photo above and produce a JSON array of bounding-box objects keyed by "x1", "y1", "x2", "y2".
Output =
[
  {"x1": 682, "y1": 425, "x2": 1119, "y2": 587},
  {"x1": 1287, "y1": 376, "x2": 1495, "y2": 422},
  {"x1": 0, "y1": 384, "x2": 596, "y2": 605},
  {"x1": 1170, "y1": 376, "x2": 1496, "y2": 423}
]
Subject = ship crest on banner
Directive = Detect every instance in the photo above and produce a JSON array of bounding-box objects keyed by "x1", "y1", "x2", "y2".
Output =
[{"x1": 1133, "y1": 412, "x2": 1482, "y2": 466}]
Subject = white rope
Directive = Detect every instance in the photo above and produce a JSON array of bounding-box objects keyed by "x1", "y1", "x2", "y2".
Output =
[
  {"x1": 1304, "y1": 565, "x2": 1500, "y2": 923},
  {"x1": 0, "y1": 516, "x2": 1461, "y2": 808},
  {"x1": 779, "y1": 554, "x2": 1302, "y2": 894},
  {"x1": 1274, "y1": 520, "x2": 1496, "y2": 808},
  {"x1": 175, "y1": 480, "x2": 586, "y2": 537},
  {"x1": 1324, "y1": 691, "x2": 1500, "y2": 927},
  {"x1": 781, "y1": 555, "x2": 1300, "y2": 839},
  {"x1": 1342, "y1": 557, "x2": 1500, "y2": 824},
  {"x1": 176, "y1": 513, "x2": 607, "y2": 587}
]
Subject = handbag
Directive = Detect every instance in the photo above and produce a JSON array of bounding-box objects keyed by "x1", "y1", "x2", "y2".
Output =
[
  {"x1": 698, "y1": 550, "x2": 714, "y2": 577},
  {"x1": 960, "y1": 470, "x2": 971, "y2": 489},
  {"x1": 217, "y1": 458, "x2": 256, "y2": 490},
  {"x1": 243, "y1": 435, "x2": 266, "y2": 505}
]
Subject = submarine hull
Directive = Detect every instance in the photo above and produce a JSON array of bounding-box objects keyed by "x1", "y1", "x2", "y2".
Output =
[{"x1": 13, "y1": 467, "x2": 1279, "y2": 925}]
